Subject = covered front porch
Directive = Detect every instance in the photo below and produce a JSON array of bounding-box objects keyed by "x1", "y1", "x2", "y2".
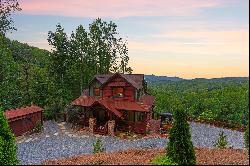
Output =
[{"x1": 71, "y1": 105, "x2": 150, "y2": 135}]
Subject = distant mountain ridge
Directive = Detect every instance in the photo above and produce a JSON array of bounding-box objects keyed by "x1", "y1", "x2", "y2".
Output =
[{"x1": 144, "y1": 74, "x2": 249, "y2": 82}]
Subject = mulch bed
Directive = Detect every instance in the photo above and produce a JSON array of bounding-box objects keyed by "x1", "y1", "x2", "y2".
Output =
[{"x1": 43, "y1": 148, "x2": 249, "y2": 165}]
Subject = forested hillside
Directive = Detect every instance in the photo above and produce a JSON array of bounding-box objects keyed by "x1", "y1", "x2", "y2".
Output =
[
  {"x1": 0, "y1": 36, "x2": 50, "y2": 110},
  {"x1": 148, "y1": 79, "x2": 249, "y2": 125}
]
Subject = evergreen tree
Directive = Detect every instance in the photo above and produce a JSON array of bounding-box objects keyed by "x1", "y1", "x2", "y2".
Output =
[
  {"x1": 93, "y1": 138, "x2": 105, "y2": 154},
  {"x1": 166, "y1": 102, "x2": 196, "y2": 165},
  {"x1": 0, "y1": 107, "x2": 19, "y2": 165},
  {"x1": 214, "y1": 131, "x2": 228, "y2": 149}
]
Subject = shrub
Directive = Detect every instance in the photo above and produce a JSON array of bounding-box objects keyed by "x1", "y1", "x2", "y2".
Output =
[
  {"x1": 44, "y1": 104, "x2": 65, "y2": 121},
  {"x1": 43, "y1": 108, "x2": 54, "y2": 120},
  {"x1": 214, "y1": 131, "x2": 228, "y2": 149},
  {"x1": 244, "y1": 121, "x2": 249, "y2": 152},
  {"x1": 197, "y1": 110, "x2": 214, "y2": 122},
  {"x1": 151, "y1": 155, "x2": 177, "y2": 165},
  {"x1": 33, "y1": 121, "x2": 43, "y2": 133},
  {"x1": 0, "y1": 109, "x2": 19, "y2": 165},
  {"x1": 166, "y1": 103, "x2": 196, "y2": 165},
  {"x1": 66, "y1": 106, "x2": 82, "y2": 125},
  {"x1": 93, "y1": 139, "x2": 105, "y2": 154}
]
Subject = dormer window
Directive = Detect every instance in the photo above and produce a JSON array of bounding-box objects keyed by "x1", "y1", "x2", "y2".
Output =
[
  {"x1": 112, "y1": 87, "x2": 124, "y2": 98},
  {"x1": 94, "y1": 87, "x2": 100, "y2": 96}
]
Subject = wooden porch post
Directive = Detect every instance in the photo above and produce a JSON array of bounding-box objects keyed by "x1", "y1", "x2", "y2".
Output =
[{"x1": 108, "y1": 112, "x2": 112, "y2": 120}]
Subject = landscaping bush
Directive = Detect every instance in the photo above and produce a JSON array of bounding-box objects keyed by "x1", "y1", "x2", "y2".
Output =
[
  {"x1": 43, "y1": 108, "x2": 54, "y2": 120},
  {"x1": 33, "y1": 121, "x2": 43, "y2": 133},
  {"x1": 166, "y1": 103, "x2": 196, "y2": 165},
  {"x1": 214, "y1": 131, "x2": 228, "y2": 149},
  {"x1": 44, "y1": 104, "x2": 65, "y2": 121},
  {"x1": 244, "y1": 121, "x2": 249, "y2": 152},
  {"x1": 93, "y1": 139, "x2": 105, "y2": 154},
  {"x1": 0, "y1": 109, "x2": 19, "y2": 165},
  {"x1": 197, "y1": 110, "x2": 214, "y2": 122},
  {"x1": 151, "y1": 155, "x2": 177, "y2": 165},
  {"x1": 66, "y1": 106, "x2": 83, "y2": 125}
]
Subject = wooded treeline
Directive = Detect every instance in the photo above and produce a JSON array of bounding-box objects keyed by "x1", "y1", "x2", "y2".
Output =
[
  {"x1": 148, "y1": 80, "x2": 249, "y2": 125},
  {"x1": 0, "y1": 18, "x2": 132, "y2": 119}
]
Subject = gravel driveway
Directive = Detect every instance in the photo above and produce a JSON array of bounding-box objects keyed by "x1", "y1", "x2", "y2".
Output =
[{"x1": 17, "y1": 121, "x2": 245, "y2": 165}]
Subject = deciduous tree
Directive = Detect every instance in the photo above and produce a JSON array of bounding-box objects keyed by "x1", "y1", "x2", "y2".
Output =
[{"x1": 0, "y1": 0, "x2": 21, "y2": 35}]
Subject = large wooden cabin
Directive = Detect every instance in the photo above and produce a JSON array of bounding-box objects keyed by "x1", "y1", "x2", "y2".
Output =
[{"x1": 71, "y1": 73, "x2": 157, "y2": 135}]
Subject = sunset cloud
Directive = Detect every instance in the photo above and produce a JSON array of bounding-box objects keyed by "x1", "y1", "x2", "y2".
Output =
[
  {"x1": 128, "y1": 30, "x2": 249, "y2": 55},
  {"x1": 20, "y1": 0, "x2": 226, "y2": 18},
  {"x1": 9, "y1": 0, "x2": 249, "y2": 78}
]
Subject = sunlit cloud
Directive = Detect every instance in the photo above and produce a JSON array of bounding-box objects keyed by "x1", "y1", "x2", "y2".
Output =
[
  {"x1": 128, "y1": 30, "x2": 249, "y2": 55},
  {"x1": 20, "y1": 0, "x2": 227, "y2": 18},
  {"x1": 8, "y1": 0, "x2": 249, "y2": 78}
]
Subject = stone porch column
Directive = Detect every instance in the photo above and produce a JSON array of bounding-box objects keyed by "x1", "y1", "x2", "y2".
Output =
[
  {"x1": 146, "y1": 120, "x2": 152, "y2": 134},
  {"x1": 89, "y1": 118, "x2": 96, "y2": 133},
  {"x1": 108, "y1": 120, "x2": 116, "y2": 136}
]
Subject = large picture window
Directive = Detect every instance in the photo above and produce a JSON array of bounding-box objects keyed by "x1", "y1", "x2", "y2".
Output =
[
  {"x1": 112, "y1": 87, "x2": 124, "y2": 98},
  {"x1": 94, "y1": 87, "x2": 100, "y2": 96}
]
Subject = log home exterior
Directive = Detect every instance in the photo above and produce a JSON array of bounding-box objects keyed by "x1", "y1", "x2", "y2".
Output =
[{"x1": 71, "y1": 73, "x2": 156, "y2": 135}]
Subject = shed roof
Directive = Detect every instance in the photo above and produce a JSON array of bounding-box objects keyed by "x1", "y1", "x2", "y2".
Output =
[
  {"x1": 4, "y1": 105, "x2": 43, "y2": 120},
  {"x1": 72, "y1": 96, "x2": 97, "y2": 107}
]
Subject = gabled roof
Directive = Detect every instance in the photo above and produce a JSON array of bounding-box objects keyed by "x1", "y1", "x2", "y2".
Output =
[
  {"x1": 4, "y1": 105, "x2": 43, "y2": 120},
  {"x1": 89, "y1": 73, "x2": 144, "y2": 89},
  {"x1": 121, "y1": 74, "x2": 144, "y2": 89},
  {"x1": 89, "y1": 74, "x2": 112, "y2": 85},
  {"x1": 99, "y1": 73, "x2": 144, "y2": 89},
  {"x1": 94, "y1": 100, "x2": 123, "y2": 118}
]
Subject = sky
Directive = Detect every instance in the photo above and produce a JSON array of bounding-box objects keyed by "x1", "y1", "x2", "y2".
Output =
[{"x1": 7, "y1": 0, "x2": 249, "y2": 79}]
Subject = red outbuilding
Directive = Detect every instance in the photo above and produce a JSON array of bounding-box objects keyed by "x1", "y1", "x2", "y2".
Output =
[{"x1": 4, "y1": 105, "x2": 43, "y2": 136}]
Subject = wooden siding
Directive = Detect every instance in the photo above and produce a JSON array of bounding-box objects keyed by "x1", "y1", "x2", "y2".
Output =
[
  {"x1": 89, "y1": 79, "x2": 102, "y2": 97},
  {"x1": 102, "y1": 76, "x2": 136, "y2": 102}
]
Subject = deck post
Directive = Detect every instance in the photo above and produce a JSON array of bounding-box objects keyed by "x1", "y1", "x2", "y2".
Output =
[
  {"x1": 89, "y1": 118, "x2": 96, "y2": 133},
  {"x1": 108, "y1": 120, "x2": 115, "y2": 136}
]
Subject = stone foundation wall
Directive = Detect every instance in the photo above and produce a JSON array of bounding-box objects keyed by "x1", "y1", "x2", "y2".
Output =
[
  {"x1": 146, "y1": 119, "x2": 161, "y2": 134},
  {"x1": 108, "y1": 120, "x2": 116, "y2": 136}
]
